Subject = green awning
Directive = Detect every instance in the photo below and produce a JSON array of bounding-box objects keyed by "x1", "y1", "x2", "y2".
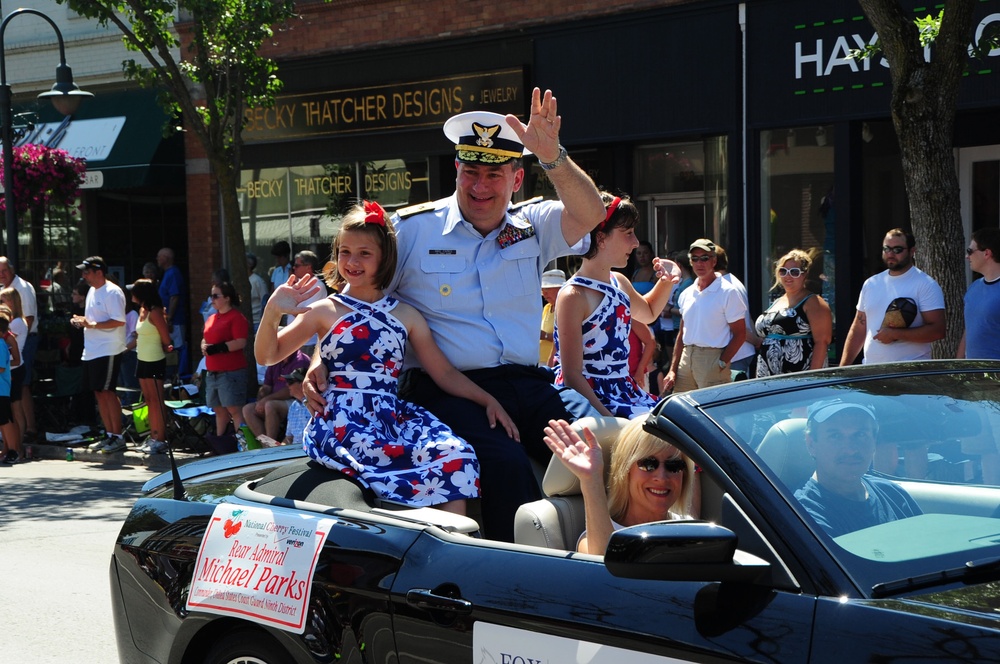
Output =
[{"x1": 16, "y1": 88, "x2": 184, "y2": 191}]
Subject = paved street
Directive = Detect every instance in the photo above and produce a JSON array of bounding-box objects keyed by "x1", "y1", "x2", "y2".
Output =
[{"x1": 1, "y1": 458, "x2": 159, "y2": 664}]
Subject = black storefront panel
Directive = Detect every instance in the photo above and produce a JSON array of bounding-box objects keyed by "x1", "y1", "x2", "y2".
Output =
[
  {"x1": 748, "y1": 0, "x2": 1000, "y2": 126},
  {"x1": 534, "y1": 3, "x2": 742, "y2": 142}
]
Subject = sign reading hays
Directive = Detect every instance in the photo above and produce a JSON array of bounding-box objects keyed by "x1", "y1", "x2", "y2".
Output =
[{"x1": 187, "y1": 504, "x2": 333, "y2": 634}]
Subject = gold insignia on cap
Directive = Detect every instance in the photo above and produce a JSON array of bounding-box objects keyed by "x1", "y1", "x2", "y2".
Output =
[{"x1": 473, "y1": 122, "x2": 500, "y2": 148}]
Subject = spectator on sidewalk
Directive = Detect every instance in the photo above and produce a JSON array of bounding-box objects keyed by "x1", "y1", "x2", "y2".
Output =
[
  {"x1": 242, "y1": 349, "x2": 309, "y2": 440},
  {"x1": 286, "y1": 251, "x2": 329, "y2": 353},
  {"x1": 256, "y1": 367, "x2": 312, "y2": 447},
  {"x1": 269, "y1": 240, "x2": 292, "y2": 291},
  {"x1": 201, "y1": 281, "x2": 250, "y2": 453},
  {"x1": 958, "y1": 227, "x2": 1000, "y2": 360},
  {"x1": 247, "y1": 252, "x2": 269, "y2": 330},
  {"x1": 157, "y1": 248, "x2": 187, "y2": 373},
  {"x1": 662, "y1": 239, "x2": 747, "y2": 394},
  {"x1": 72, "y1": 257, "x2": 128, "y2": 454},
  {"x1": 0, "y1": 257, "x2": 39, "y2": 443}
]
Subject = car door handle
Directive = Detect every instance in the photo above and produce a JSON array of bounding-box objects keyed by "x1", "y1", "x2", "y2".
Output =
[{"x1": 406, "y1": 588, "x2": 473, "y2": 614}]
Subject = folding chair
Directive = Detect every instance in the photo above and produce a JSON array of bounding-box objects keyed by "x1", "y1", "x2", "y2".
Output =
[
  {"x1": 122, "y1": 401, "x2": 152, "y2": 446},
  {"x1": 35, "y1": 364, "x2": 84, "y2": 433},
  {"x1": 167, "y1": 403, "x2": 215, "y2": 455}
]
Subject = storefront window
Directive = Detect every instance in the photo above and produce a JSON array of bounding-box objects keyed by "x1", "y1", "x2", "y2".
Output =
[
  {"x1": 759, "y1": 125, "x2": 836, "y2": 347},
  {"x1": 240, "y1": 158, "x2": 427, "y2": 263},
  {"x1": 23, "y1": 204, "x2": 83, "y2": 302},
  {"x1": 634, "y1": 137, "x2": 728, "y2": 259}
]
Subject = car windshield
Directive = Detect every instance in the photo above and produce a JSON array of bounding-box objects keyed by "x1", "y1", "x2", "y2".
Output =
[{"x1": 703, "y1": 369, "x2": 1000, "y2": 595}]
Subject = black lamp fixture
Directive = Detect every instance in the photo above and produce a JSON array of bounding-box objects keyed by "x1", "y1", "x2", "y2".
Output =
[{"x1": 0, "y1": 8, "x2": 93, "y2": 266}]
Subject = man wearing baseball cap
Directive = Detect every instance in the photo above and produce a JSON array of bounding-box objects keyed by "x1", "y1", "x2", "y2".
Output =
[
  {"x1": 662, "y1": 238, "x2": 747, "y2": 394},
  {"x1": 304, "y1": 87, "x2": 605, "y2": 541},
  {"x1": 72, "y1": 256, "x2": 128, "y2": 453},
  {"x1": 794, "y1": 399, "x2": 921, "y2": 537}
]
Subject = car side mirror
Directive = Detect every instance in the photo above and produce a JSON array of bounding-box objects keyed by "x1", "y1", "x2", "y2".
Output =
[{"x1": 604, "y1": 520, "x2": 770, "y2": 584}]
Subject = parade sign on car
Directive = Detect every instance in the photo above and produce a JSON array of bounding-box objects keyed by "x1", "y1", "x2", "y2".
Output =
[{"x1": 187, "y1": 504, "x2": 333, "y2": 633}]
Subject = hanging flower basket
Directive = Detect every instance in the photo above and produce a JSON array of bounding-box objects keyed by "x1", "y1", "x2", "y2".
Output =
[{"x1": 0, "y1": 144, "x2": 86, "y2": 218}]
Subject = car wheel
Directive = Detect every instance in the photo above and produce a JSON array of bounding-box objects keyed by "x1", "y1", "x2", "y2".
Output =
[{"x1": 201, "y1": 628, "x2": 294, "y2": 664}]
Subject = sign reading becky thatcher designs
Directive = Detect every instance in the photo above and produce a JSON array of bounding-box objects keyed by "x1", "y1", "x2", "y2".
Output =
[
  {"x1": 243, "y1": 68, "x2": 525, "y2": 143},
  {"x1": 187, "y1": 504, "x2": 333, "y2": 633}
]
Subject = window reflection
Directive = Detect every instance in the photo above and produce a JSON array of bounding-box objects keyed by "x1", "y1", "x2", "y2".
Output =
[
  {"x1": 759, "y1": 125, "x2": 836, "y2": 358},
  {"x1": 239, "y1": 158, "x2": 428, "y2": 263}
]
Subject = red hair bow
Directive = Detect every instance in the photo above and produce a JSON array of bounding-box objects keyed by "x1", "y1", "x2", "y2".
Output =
[
  {"x1": 363, "y1": 200, "x2": 386, "y2": 226},
  {"x1": 597, "y1": 196, "x2": 621, "y2": 232}
]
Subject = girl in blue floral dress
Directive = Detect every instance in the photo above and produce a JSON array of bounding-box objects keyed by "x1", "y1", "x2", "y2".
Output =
[
  {"x1": 554, "y1": 193, "x2": 680, "y2": 418},
  {"x1": 255, "y1": 201, "x2": 518, "y2": 515}
]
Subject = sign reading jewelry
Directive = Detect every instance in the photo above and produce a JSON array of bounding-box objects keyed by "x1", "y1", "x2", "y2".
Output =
[
  {"x1": 187, "y1": 504, "x2": 333, "y2": 634},
  {"x1": 243, "y1": 68, "x2": 525, "y2": 143}
]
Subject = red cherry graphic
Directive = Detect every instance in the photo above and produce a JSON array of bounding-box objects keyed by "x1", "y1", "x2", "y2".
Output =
[{"x1": 223, "y1": 518, "x2": 242, "y2": 538}]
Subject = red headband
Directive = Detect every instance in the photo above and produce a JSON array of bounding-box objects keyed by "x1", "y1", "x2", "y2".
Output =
[
  {"x1": 597, "y1": 196, "x2": 622, "y2": 232},
  {"x1": 363, "y1": 200, "x2": 386, "y2": 226}
]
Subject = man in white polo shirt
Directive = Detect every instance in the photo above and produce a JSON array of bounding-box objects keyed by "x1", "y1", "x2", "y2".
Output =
[{"x1": 662, "y1": 238, "x2": 747, "y2": 394}]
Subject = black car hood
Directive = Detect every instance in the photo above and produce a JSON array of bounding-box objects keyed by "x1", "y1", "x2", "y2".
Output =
[
  {"x1": 142, "y1": 445, "x2": 306, "y2": 493},
  {"x1": 881, "y1": 581, "x2": 1000, "y2": 630}
]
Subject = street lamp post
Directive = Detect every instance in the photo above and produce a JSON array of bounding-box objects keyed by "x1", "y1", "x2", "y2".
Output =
[{"x1": 0, "y1": 8, "x2": 92, "y2": 267}]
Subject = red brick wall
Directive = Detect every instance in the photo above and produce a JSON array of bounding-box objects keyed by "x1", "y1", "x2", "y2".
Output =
[{"x1": 263, "y1": 0, "x2": 693, "y2": 58}]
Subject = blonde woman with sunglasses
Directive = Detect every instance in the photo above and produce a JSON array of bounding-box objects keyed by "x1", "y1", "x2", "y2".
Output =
[
  {"x1": 543, "y1": 417, "x2": 698, "y2": 555},
  {"x1": 752, "y1": 249, "x2": 832, "y2": 377}
]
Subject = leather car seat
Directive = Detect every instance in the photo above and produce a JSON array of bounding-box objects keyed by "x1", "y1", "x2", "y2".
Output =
[
  {"x1": 513, "y1": 416, "x2": 629, "y2": 550},
  {"x1": 755, "y1": 417, "x2": 814, "y2": 490}
]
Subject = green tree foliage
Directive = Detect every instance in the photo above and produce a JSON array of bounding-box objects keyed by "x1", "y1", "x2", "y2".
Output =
[{"x1": 58, "y1": 0, "x2": 300, "y2": 318}]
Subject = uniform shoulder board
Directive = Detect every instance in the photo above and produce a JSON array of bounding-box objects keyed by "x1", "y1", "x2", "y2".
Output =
[
  {"x1": 508, "y1": 196, "x2": 544, "y2": 212},
  {"x1": 395, "y1": 201, "x2": 437, "y2": 219}
]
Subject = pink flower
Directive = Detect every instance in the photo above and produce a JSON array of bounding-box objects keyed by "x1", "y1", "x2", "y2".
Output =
[{"x1": 0, "y1": 144, "x2": 86, "y2": 218}]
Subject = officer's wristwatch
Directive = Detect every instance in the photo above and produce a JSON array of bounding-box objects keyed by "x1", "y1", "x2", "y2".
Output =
[
  {"x1": 717, "y1": 359, "x2": 727, "y2": 369},
  {"x1": 539, "y1": 145, "x2": 569, "y2": 171}
]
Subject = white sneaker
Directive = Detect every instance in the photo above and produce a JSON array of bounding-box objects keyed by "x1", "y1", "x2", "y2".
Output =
[
  {"x1": 101, "y1": 437, "x2": 127, "y2": 454},
  {"x1": 137, "y1": 440, "x2": 152, "y2": 454},
  {"x1": 88, "y1": 436, "x2": 110, "y2": 451},
  {"x1": 147, "y1": 440, "x2": 168, "y2": 455}
]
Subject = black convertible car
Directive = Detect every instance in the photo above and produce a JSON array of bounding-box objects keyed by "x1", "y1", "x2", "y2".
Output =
[{"x1": 111, "y1": 361, "x2": 1000, "y2": 663}]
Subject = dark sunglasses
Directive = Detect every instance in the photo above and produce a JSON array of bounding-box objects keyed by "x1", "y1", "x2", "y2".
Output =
[
  {"x1": 967, "y1": 247, "x2": 981, "y2": 256},
  {"x1": 689, "y1": 254, "x2": 714, "y2": 263},
  {"x1": 778, "y1": 267, "x2": 803, "y2": 277},
  {"x1": 636, "y1": 457, "x2": 686, "y2": 473},
  {"x1": 882, "y1": 245, "x2": 906, "y2": 255},
  {"x1": 210, "y1": 293, "x2": 223, "y2": 299}
]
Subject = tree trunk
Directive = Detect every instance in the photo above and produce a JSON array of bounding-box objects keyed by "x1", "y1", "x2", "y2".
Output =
[
  {"x1": 214, "y1": 161, "x2": 259, "y2": 392},
  {"x1": 858, "y1": 0, "x2": 976, "y2": 358}
]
